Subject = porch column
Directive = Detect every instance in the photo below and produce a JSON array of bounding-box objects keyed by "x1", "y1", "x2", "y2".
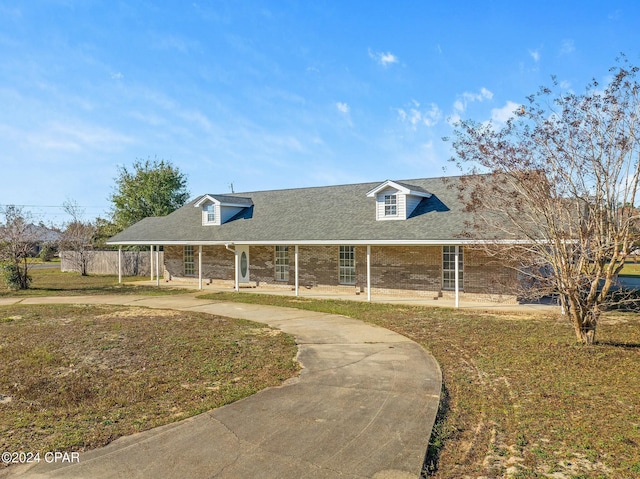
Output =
[
  {"x1": 366, "y1": 245, "x2": 371, "y2": 302},
  {"x1": 454, "y1": 246, "x2": 460, "y2": 308},
  {"x1": 150, "y1": 245, "x2": 154, "y2": 281},
  {"x1": 234, "y1": 249, "x2": 239, "y2": 292},
  {"x1": 155, "y1": 246, "x2": 160, "y2": 287},
  {"x1": 198, "y1": 245, "x2": 203, "y2": 290},
  {"x1": 118, "y1": 247, "x2": 122, "y2": 284},
  {"x1": 294, "y1": 245, "x2": 299, "y2": 297}
]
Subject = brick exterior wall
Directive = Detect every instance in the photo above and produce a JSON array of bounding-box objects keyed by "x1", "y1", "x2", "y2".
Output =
[
  {"x1": 369, "y1": 246, "x2": 441, "y2": 294},
  {"x1": 164, "y1": 245, "x2": 235, "y2": 282},
  {"x1": 464, "y1": 247, "x2": 518, "y2": 295},
  {"x1": 163, "y1": 244, "x2": 517, "y2": 299}
]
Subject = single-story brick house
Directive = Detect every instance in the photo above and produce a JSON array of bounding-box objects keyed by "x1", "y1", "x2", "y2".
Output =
[{"x1": 107, "y1": 175, "x2": 518, "y2": 304}]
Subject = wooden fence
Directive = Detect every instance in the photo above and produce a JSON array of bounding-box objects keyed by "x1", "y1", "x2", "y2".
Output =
[{"x1": 61, "y1": 250, "x2": 164, "y2": 276}]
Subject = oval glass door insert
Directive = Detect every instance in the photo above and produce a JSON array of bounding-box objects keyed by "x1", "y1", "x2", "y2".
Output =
[{"x1": 240, "y1": 251, "x2": 248, "y2": 277}]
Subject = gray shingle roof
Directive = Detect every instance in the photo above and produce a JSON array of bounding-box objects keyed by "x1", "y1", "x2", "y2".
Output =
[
  {"x1": 197, "y1": 195, "x2": 254, "y2": 206},
  {"x1": 107, "y1": 175, "x2": 491, "y2": 245}
]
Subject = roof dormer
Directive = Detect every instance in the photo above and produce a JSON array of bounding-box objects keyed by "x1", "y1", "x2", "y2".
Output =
[
  {"x1": 366, "y1": 180, "x2": 431, "y2": 221},
  {"x1": 194, "y1": 194, "x2": 253, "y2": 226}
]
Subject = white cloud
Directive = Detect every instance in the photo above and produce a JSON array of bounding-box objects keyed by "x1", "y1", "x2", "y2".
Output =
[
  {"x1": 336, "y1": 102, "x2": 350, "y2": 114},
  {"x1": 491, "y1": 101, "x2": 520, "y2": 124},
  {"x1": 529, "y1": 49, "x2": 540, "y2": 62},
  {"x1": 335, "y1": 102, "x2": 353, "y2": 127},
  {"x1": 447, "y1": 113, "x2": 461, "y2": 126},
  {"x1": 179, "y1": 109, "x2": 214, "y2": 132},
  {"x1": 559, "y1": 80, "x2": 571, "y2": 90},
  {"x1": 111, "y1": 72, "x2": 124, "y2": 80},
  {"x1": 453, "y1": 87, "x2": 493, "y2": 113},
  {"x1": 462, "y1": 88, "x2": 493, "y2": 103},
  {"x1": 397, "y1": 101, "x2": 442, "y2": 130},
  {"x1": 368, "y1": 49, "x2": 399, "y2": 67},
  {"x1": 560, "y1": 39, "x2": 575, "y2": 55},
  {"x1": 22, "y1": 121, "x2": 134, "y2": 154}
]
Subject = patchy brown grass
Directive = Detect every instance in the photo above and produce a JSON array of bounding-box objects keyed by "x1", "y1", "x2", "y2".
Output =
[
  {"x1": 199, "y1": 291, "x2": 640, "y2": 479},
  {"x1": 0, "y1": 304, "x2": 299, "y2": 461},
  {"x1": 0, "y1": 268, "x2": 193, "y2": 297}
]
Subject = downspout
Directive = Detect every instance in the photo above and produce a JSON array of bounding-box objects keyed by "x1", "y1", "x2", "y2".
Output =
[{"x1": 225, "y1": 243, "x2": 239, "y2": 292}]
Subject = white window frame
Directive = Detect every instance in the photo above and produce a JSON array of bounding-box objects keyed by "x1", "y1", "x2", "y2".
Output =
[
  {"x1": 442, "y1": 245, "x2": 463, "y2": 290},
  {"x1": 384, "y1": 194, "x2": 397, "y2": 216},
  {"x1": 203, "y1": 203, "x2": 216, "y2": 225},
  {"x1": 274, "y1": 245, "x2": 289, "y2": 281},
  {"x1": 184, "y1": 245, "x2": 195, "y2": 276},
  {"x1": 339, "y1": 246, "x2": 356, "y2": 285}
]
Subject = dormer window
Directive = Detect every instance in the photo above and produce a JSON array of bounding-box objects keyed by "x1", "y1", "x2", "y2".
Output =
[
  {"x1": 366, "y1": 180, "x2": 432, "y2": 221},
  {"x1": 384, "y1": 194, "x2": 397, "y2": 216},
  {"x1": 204, "y1": 204, "x2": 215, "y2": 224},
  {"x1": 194, "y1": 194, "x2": 253, "y2": 226}
]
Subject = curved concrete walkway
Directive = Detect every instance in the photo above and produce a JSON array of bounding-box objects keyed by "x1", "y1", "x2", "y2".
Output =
[{"x1": 2, "y1": 294, "x2": 442, "y2": 479}]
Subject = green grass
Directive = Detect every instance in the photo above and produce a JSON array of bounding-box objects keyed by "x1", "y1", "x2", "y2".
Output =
[
  {"x1": 0, "y1": 267, "x2": 194, "y2": 297},
  {"x1": 619, "y1": 262, "x2": 640, "y2": 277},
  {"x1": 0, "y1": 303, "x2": 299, "y2": 458},
  {"x1": 198, "y1": 291, "x2": 640, "y2": 479}
]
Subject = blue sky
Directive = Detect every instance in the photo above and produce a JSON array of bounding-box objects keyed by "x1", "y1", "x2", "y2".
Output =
[{"x1": 1, "y1": 0, "x2": 639, "y2": 224}]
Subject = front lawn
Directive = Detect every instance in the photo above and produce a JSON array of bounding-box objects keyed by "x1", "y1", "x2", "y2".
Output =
[
  {"x1": 0, "y1": 268, "x2": 192, "y2": 297},
  {"x1": 198, "y1": 291, "x2": 640, "y2": 479},
  {"x1": 619, "y1": 262, "x2": 640, "y2": 277},
  {"x1": 0, "y1": 304, "x2": 299, "y2": 460}
]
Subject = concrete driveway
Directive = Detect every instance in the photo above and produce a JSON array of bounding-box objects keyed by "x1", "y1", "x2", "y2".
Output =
[{"x1": 2, "y1": 294, "x2": 442, "y2": 479}]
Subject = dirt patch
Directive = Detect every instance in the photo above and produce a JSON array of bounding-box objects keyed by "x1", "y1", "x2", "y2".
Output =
[{"x1": 92, "y1": 308, "x2": 185, "y2": 320}]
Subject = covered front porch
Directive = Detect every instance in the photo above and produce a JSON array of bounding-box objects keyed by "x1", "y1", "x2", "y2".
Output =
[{"x1": 116, "y1": 243, "x2": 472, "y2": 309}]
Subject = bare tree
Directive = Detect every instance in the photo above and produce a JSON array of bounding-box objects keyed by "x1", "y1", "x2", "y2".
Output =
[
  {"x1": 449, "y1": 59, "x2": 640, "y2": 345},
  {"x1": 0, "y1": 206, "x2": 36, "y2": 289},
  {"x1": 60, "y1": 200, "x2": 97, "y2": 276}
]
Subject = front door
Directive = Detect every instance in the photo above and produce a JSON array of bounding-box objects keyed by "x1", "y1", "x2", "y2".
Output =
[{"x1": 237, "y1": 246, "x2": 250, "y2": 283}]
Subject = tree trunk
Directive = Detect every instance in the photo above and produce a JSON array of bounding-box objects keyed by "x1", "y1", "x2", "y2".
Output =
[
  {"x1": 20, "y1": 257, "x2": 29, "y2": 290},
  {"x1": 571, "y1": 311, "x2": 598, "y2": 345}
]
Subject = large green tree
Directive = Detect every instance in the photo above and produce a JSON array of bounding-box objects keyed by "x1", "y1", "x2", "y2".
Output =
[
  {"x1": 449, "y1": 59, "x2": 640, "y2": 345},
  {"x1": 110, "y1": 158, "x2": 190, "y2": 231}
]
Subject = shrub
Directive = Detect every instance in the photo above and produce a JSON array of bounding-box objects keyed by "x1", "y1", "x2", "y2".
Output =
[
  {"x1": 2, "y1": 262, "x2": 31, "y2": 290},
  {"x1": 39, "y1": 244, "x2": 56, "y2": 262}
]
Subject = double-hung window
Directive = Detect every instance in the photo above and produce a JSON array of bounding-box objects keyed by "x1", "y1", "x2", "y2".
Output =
[
  {"x1": 275, "y1": 246, "x2": 289, "y2": 281},
  {"x1": 384, "y1": 194, "x2": 397, "y2": 216},
  {"x1": 339, "y1": 246, "x2": 356, "y2": 285},
  {"x1": 184, "y1": 245, "x2": 195, "y2": 276},
  {"x1": 442, "y1": 246, "x2": 463, "y2": 290},
  {"x1": 204, "y1": 204, "x2": 215, "y2": 224}
]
